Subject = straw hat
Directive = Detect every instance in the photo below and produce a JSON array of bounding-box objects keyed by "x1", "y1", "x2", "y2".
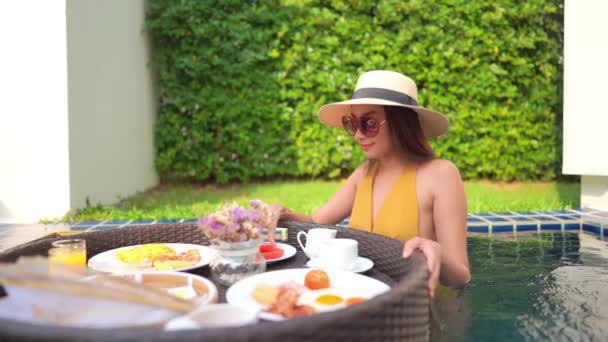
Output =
[{"x1": 318, "y1": 70, "x2": 449, "y2": 137}]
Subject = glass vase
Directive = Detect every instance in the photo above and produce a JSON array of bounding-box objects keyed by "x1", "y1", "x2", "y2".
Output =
[{"x1": 209, "y1": 238, "x2": 266, "y2": 286}]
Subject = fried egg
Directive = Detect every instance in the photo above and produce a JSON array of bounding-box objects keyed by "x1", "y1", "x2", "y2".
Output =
[
  {"x1": 116, "y1": 244, "x2": 176, "y2": 264},
  {"x1": 296, "y1": 288, "x2": 346, "y2": 313}
]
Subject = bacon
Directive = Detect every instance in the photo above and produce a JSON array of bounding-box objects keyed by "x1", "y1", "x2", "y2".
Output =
[
  {"x1": 292, "y1": 305, "x2": 315, "y2": 317},
  {"x1": 266, "y1": 285, "x2": 315, "y2": 318},
  {"x1": 181, "y1": 249, "x2": 201, "y2": 262},
  {"x1": 149, "y1": 249, "x2": 200, "y2": 266}
]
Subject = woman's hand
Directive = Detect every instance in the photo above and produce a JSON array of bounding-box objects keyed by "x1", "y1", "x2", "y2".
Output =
[
  {"x1": 265, "y1": 203, "x2": 284, "y2": 244},
  {"x1": 402, "y1": 237, "x2": 441, "y2": 299}
]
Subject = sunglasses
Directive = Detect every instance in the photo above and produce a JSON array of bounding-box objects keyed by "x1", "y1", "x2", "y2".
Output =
[{"x1": 341, "y1": 114, "x2": 387, "y2": 137}]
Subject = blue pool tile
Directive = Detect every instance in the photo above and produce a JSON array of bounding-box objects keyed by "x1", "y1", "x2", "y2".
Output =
[
  {"x1": 129, "y1": 219, "x2": 156, "y2": 225},
  {"x1": 564, "y1": 223, "x2": 580, "y2": 230},
  {"x1": 483, "y1": 216, "x2": 511, "y2": 222},
  {"x1": 156, "y1": 219, "x2": 182, "y2": 224},
  {"x1": 540, "y1": 223, "x2": 562, "y2": 230},
  {"x1": 574, "y1": 208, "x2": 598, "y2": 213},
  {"x1": 468, "y1": 226, "x2": 489, "y2": 233},
  {"x1": 183, "y1": 218, "x2": 198, "y2": 223},
  {"x1": 582, "y1": 224, "x2": 601, "y2": 235},
  {"x1": 554, "y1": 215, "x2": 579, "y2": 220},
  {"x1": 72, "y1": 221, "x2": 100, "y2": 226},
  {"x1": 532, "y1": 210, "x2": 553, "y2": 214},
  {"x1": 582, "y1": 217, "x2": 607, "y2": 227},
  {"x1": 467, "y1": 217, "x2": 485, "y2": 223},
  {"x1": 475, "y1": 212, "x2": 495, "y2": 217},
  {"x1": 102, "y1": 220, "x2": 130, "y2": 226},
  {"x1": 70, "y1": 225, "x2": 95, "y2": 231},
  {"x1": 91, "y1": 225, "x2": 121, "y2": 231},
  {"x1": 546, "y1": 209, "x2": 576, "y2": 215},
  {"x1": 530, "y1": 215, "x2": 558, "y2": 221},
  {"x1": 516, "y1": 224, "x2": 538, "y2": 232},
  {"x1": 516, "y1": 211, "x2": 539, "y2": 215},
  {"x1": 492, "y1": 225, "x2": 514, "y2": 233},
  {"x1": 506, "y1": 216, "x2": 535, "y2": 222},
  {"x1": 338, "y1": 219, "x2": 350, "y2": 227}
]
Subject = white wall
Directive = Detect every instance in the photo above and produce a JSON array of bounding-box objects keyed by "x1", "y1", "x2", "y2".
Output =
[
  {"x1": 563, "y1": 0, "x2": 608, "y2": 210},
  {"x1": 66, "y1": 0, "x2": 158, "y2": 209},
  {"x1": 0, "y1": 1, "x2": 71, "y2": 223},
  {"x1": 563, "y1": 0, "x2": 608, "y2": 176},
  {"x1": 0, "y1": 0, "x2": 158, "y2": 222}
]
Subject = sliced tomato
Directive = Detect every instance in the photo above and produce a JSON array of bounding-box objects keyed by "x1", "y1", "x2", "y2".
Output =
[
  {"x1": 259, "y1": 243, "x2": 275, "y2": 253},
  {"x1": 345, "y1": 297, "x2": 366, "y2": 306},
  {"x1": 262, "y1": 249, "x2": 284, "y2": 260}
]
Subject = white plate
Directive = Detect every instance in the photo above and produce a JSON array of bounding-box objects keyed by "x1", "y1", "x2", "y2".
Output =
[
  {"x1": 225, "y1": 268, "x2": 390, "y2": 321},
  {"x1": 88, "y1": 243, "x2": 217, "y2": 274},
  {"x1": 306, "y1": 257, "x2": 374, "y2": 274},
  {"x1": 265, "y1": 243, "x2": 296, "y2": 264}
]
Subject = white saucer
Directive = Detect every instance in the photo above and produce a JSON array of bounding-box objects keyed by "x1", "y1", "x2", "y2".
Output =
[{"x1": 306, "y1": 257, "x2": 374, "y2": 273}]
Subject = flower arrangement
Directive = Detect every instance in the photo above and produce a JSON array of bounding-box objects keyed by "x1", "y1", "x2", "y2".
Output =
[{"x1": 197, "y1": 200, "x2": 276, "y2": 244}]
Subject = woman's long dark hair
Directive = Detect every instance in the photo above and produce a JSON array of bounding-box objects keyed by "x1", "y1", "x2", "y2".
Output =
[{"x1": 384, "y1": 105, "x2": 435, "y2": 159}]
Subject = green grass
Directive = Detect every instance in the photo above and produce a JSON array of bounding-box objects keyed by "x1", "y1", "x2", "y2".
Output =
[{"x1": 63, "y1": 180, "x2": 580, "y2": 222}]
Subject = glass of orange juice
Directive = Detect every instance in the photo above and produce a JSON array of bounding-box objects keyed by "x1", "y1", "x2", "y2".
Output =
[{"x1": 48, "y1": 239, "x2": 87, "y2": 266}]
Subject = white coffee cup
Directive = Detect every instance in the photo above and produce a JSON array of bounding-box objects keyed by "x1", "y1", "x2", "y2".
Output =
[
  {"x1": 296, "y1": 228, "x2": 337, "y2": 259},
  {"x1": 314, "y1": 238, "x2": 358, "y2": 271}
]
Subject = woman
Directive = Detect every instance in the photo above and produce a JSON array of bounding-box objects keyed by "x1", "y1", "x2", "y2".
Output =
[{"x1": 271, "y1": 70, "x2": 470, "y2": 297}]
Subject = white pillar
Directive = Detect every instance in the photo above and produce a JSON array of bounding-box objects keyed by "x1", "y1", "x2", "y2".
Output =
[
  {"x1": 563, "y1": 0, "x2": 608, "y2": 210},
  {"x1": 0, "y1": 1, "x2": 71, "y2": 223},
  {"x1": 581, "y1": 176, "x2": 608, "y2": 211}
]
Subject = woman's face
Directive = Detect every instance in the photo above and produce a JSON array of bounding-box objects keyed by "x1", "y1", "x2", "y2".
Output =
[{"x1": 348, "y1": 105, "x2": 395, "y2": 159}]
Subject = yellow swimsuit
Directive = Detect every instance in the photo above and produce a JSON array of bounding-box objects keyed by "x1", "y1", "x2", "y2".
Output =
[
  {"x1": 349, "y1": 162, "x2": 459, "y2": 298},
  {"x1": 349, "y1": 162, "x2": 419, "y2": 241}
]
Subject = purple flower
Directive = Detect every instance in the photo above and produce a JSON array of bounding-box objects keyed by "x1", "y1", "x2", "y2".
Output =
[
  {"x1": 209, "y1": 219, "x2": 223, "y2": 232},
  {"x1": 197, "y1": 199, "x2": 271, "y2": 242},
  {"x1": 197, "y1": 216, "x2": 212, "y2": 227},
  {"x1": 245, "y1": 209, "x2": 261, "y2": 222},
  {"x1": 249, "y1": 200, "x2": 261, "y2": 209},
  {"x1": 225, "y1": 222, "x2": 239, "y2": 233},
  {"x1": 231, "y1": 207, "x2": 246, "y2": 223}
]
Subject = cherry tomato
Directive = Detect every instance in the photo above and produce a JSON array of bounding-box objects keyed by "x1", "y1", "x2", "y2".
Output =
[{"x1": 304, "y1": 269, "x2": 330, "y2": 290}]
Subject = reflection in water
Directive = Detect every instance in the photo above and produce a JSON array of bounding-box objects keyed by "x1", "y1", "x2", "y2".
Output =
[
  {"x1": 437, "y1": 232, "x2": 608, "y2": 341},
  {"x1": 517, "y1": 234, "x2": 608, "y2": 341}
]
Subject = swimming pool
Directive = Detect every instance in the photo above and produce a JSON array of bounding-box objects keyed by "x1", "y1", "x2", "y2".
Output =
[{"x1": 436, "y1": 231, "x2": 608, "y2": 341}]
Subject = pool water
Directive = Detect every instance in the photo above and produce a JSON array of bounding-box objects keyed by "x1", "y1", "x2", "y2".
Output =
[{"x1": 435, "y1": 232, "x2": 608, "y2": 341}]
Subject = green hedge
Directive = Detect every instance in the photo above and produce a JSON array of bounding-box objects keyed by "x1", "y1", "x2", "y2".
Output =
[{"x1": 147, "y1": 0, "x2": 564, "y2": 183}]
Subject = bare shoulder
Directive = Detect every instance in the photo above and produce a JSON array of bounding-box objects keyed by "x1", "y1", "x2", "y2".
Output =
[
  {"x1": 346, "y1": 161, "x2": 372, "y2": 186},
  {"x1": 418, "y1": 158, "x2": 463, "y2": 186}
]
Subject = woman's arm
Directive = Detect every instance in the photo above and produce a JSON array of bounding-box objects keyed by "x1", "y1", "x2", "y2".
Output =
[
  {"x1": 432, "y1": 160, "x2": 471, "y2": 287},
  {"x1": 276, "y1": 164, "x2": 368, "y2": 225}
]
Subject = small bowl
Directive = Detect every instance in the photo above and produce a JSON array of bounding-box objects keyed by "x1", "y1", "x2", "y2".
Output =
[{"x1": 165, "y1": 304, "x2": 259, "y2": 331}]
